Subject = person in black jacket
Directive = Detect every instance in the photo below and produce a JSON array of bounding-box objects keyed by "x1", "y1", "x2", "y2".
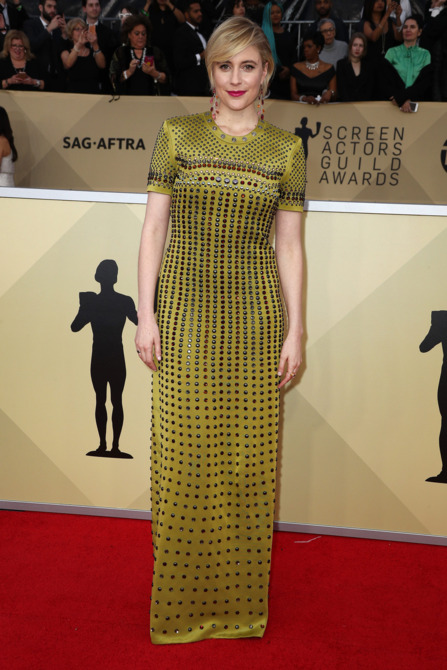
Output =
[
  {"x1": 23, "y1": 0, "x2": 66, "y2": 90},
  {"x1": 109, "y1": 14, "x2": 170, "y2": 95},
  {"x1": 82, "y1": 0, "x2": 118, "y2": 93},
  {"x1": 0, "y1": 0, "x2": 29, "y2": 50},
  {"x1": 420, "y1": 0, "x2": 447, "y2": 100},
  {"x1": 337, "y1": 32, "x2": 376, "y2": 101},
  {"x1": 173, "y1": 0, "x2": 209, "y2": 95}
]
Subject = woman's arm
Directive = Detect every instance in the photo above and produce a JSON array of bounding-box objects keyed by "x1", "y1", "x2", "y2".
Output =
[
  {"x1": 290, "y1": 69, "x2": 300, "y2": 100},
  {"x1": 363, "y1": 2, "x2": 397, "y2": 42},
  {"x1": 320, "y1": 72, "x2": 337, "y2": 103},
  {"x1": 275, "y1": 208, "x2": 304, "y2": 389},
  {"x1": 135, "y1": 191, "x2": 171, "y2": 370}
]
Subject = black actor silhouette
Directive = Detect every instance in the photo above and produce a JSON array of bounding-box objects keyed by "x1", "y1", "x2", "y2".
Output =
[
  {"x1": 420, "y1": 311, "x2": 447, "y2": 483},
  {"x1": 71, "y1": 260, "x2": 138, "y2": 459},
  {"x1": 294, "y1": 117, "x2": 321, "y2": 159}
]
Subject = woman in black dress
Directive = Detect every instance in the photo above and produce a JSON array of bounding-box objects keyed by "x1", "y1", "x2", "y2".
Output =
[
  {"x1": 60, "y1": 19, "x2": 107, "y2": 94},
  {"x1": 0, "y1": 30, "x2": 44, "y2": 91},
  {"x1": 109, "y1": 15, "x2": 170, "y2": 95},
  {"x1": 337, "y1": 32, "x2": 375, "y2": 101},
  {"x1": 141, "y1": 0, "x2": 185, "y2": 71},
  {"x1": 357, "y1": 0, "x2": 403, "y2": 61},
  {"x1": 290, "y1": 31, "x2": 336, "y2": 104}
]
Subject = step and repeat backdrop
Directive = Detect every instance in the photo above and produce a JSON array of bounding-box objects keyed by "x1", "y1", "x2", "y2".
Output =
[
  {"x1": 1, "y1": 193, "x2": 447, "y2": 539},
  {"x1": 1, "y1": 91, "x2": 447, "y2": 204}
]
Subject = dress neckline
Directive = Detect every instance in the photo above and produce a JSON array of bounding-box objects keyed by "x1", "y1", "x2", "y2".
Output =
[{"x1": 203, "y1": 111, "x2": 265, "y2": 145}]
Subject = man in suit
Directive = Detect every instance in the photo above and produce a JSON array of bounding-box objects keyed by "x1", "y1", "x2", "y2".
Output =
[
  {"x1": 23, "y1": 0, "x2": 66, "y2": 91},
  {"x1": 309, "y1": 0, "x2": 349, "y2": 43},
  {"x1": 0, "y1": 0, "x2": 28, "y2": 50},
  {"x1": 82, "y1": 0, "x2": 117, "y2": 93},
  {"x1": 173, "y1": 0, "x2": 209, "y2": 96}
]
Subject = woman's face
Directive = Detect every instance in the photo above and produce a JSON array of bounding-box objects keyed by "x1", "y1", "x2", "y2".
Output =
[
  {"x1": 320, "y1": 21, "x2": 335, "y2": 45},
  {"x1": 232, "y1": 0, "x2": 245, "y2": 16},
  {"x1": 72, "y1": 24, "x2": 85, "y2": 40},
  {"x1": 303, "y1": 40, "x2": 319, "y2": 61},
  {"x1": 270, "y1": 4, "x2": 282, "y2": 26},
  {"x1": 350, "y1": 37, "x2": 365, "y2": 59},
  {"x1": 373, "y1": 0, "x2": 385, "y2": 13},
  {"x1": 10, "y1": 38, "x2": 25, "y2": 59},
  {"x1": 129, "y1": 25, "x2": 147, "y2": 49},
  {"x1": 402, "y1": 19, "x2": 421, "y2": 45},
  {"x1": 212, "y1": 45, "x2": 268, "y2": 115}
]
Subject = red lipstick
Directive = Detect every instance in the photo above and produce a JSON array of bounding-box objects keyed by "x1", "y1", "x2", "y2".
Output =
[{"x1": 227, "y1": 91, "x2": 246, "y2": 97}]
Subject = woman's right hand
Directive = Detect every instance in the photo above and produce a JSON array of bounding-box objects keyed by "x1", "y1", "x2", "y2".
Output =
[
  {"x1": 76, "y1": 29, "x2": 88, "y2": 47},
  {"x1": 135, "y1": 316, "x2": 162, "y2": 370},
  {"x1": 7, "y1": 73, "x2": 26, "y2": 85},
  {"x1": 128, "y1": 59, "x2": 139, "y2": 75},
  {"x1": 386, "y1": 0, "x2": 398, "y2": 15}
]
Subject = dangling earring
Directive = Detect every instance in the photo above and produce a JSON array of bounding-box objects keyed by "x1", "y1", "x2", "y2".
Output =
[
  {"x1": 210, "y1": 88, "x2": 219, "y2": 121},
  {"x1": 257, "y1": 86, "x2": 265, "y2": 121}
]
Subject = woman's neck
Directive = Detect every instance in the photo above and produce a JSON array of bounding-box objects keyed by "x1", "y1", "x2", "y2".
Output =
[
  {"x1": 214, "y1": 106, "x2": 259, "y2": 136},
  {"x1": 11, "y1": 56, "x2": 25, "y2": 66}
]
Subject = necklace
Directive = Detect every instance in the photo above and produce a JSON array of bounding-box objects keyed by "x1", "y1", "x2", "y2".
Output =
[
  {"x1": 305, "y1": 60, "x2": 320, "y2": 71},
  {"x1": 130, "y1": 47, "x2": 146, "y2": 68}
]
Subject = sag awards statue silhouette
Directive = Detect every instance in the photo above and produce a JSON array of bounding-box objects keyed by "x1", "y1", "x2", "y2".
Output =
[
  {"x1": 420, "y1": 310, "x2": 447, "y2": 483},
  {"x1": 294, "y1": 117, "x2": 321, "y2": 159},
  {"x1": 71, "y1": 260, "x2": 138, "y2": 459}
]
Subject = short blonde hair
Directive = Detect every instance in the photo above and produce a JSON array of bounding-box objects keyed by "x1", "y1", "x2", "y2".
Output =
[
  {"x1": 66, "y1": 18, "x2": 88, "y2": 41},
  {"x1": 0, "y1": 30, "x2": 33, "y2": 60},
  {"x1": 205, "y1": 17, "x2": 275, "y2": 95}
]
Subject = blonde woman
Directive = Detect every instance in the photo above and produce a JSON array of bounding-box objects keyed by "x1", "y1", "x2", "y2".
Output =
[
  {"x1": 135, "y1": 16, "x2": 306, "y2": 644},
  {"x1": 0, "y1": 30, "x2": 44, "y2": 90},
  {"x1": 60, "y1": 18, "x2": 106, "y2": 93}
]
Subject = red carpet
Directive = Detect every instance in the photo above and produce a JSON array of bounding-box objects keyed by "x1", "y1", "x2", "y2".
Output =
[{"x1": 1, "y1": 510, "x2": 446, "y2": 669}]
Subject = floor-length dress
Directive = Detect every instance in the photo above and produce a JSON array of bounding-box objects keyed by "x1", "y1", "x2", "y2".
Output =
[{"x1": 146, "y1": 111, "x2": 306, "y2": 644}]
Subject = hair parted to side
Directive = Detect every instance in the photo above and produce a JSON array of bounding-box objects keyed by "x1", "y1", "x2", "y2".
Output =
[
  {"x1": 205, "y1": 17, "x2": 275, "y2": 95},
  {"x1": 0, "y1": 30, "x2": 33, "y2": 60},
  {"x1": 66, "y1": 18, "x2": 88, "y2": 41}
]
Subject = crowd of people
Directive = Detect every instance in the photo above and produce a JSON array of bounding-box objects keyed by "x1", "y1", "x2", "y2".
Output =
[{"x1": 0, "y1": 0, "x2": 446, "y2": 105}]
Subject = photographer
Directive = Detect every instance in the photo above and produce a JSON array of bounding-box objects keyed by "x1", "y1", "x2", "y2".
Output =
[
  {"x1": 23, "y1": 0, "x2": 66, "y2": 90},
  {"x1": 60, "y1": 18, "x2": 106, "y2": 93}
]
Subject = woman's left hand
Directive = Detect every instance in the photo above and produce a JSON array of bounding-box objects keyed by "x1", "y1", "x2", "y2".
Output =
[
  {"x1": 86, "y1": 31, "x2": 99, "y2": 48},
  {"x1": 400, "y1": 99, "x2": 412, "y2": 112},
  {"x1": 142, "y1": 60, "x2": 157, "y2": 76},
  {"x1": 277, "y1": 333, "x2": 302, "y2": 389}
]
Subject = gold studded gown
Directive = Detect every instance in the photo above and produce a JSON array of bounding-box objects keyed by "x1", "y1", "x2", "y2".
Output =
[{"x1": 146, "y1": 111, "x2": 306, "y2": 644}]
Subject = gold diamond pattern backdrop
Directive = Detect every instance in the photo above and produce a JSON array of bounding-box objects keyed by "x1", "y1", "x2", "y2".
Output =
[{"x1": 1, "y1": 196, "x2": 447, "y2": 536}]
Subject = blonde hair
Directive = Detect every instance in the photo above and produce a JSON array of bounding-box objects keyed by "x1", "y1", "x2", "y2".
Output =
[
  {"x1": 205, "y1": 16, "x2": 275, "y2": 94},
  {"x1": 0, "y1": 30, "x2": 33, "y2": 60},
  {"x1": 66, "y1": 18, "x2": 88, "y2": 41}
]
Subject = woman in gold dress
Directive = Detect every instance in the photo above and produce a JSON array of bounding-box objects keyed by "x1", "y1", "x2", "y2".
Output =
[{"x1": 135, "y1": 16, "x2": 306, "y2": 644}]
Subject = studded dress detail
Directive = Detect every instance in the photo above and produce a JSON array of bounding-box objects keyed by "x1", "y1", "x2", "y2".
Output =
[{"x1": 146, "y1": 111, "x2": 306, "y2": 644}]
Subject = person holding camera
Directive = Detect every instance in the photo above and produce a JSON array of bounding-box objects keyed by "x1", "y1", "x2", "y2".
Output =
[
  {"x1": 109, "y1": 15, "x2": 170, "y2": 95},
  {"x1": 59, "y1": 18, "x2": 106, "y2": 93},
  {"x1": 0, "y1": 29, "x2": 44, "y2": 90},
  {"x1": 23, "y1": 0, "x2": 66, "y2": 90}
]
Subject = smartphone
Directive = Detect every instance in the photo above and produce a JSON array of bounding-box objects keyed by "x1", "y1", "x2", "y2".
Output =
[
  {"x1": 16, "y1": 71, "x2": 28, "y2": 80},
  {"x1": 409, "y1": 101, "x2": 418, "y2": 112},
  {"x1": 88, "y1": 24, "x2": 96, "y2": 35},
  {"x1": 144, "y1": 56, "x2": 154, "y2": 66}
]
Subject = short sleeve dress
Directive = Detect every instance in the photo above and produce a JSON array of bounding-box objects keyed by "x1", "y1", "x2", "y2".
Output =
[{"x1": 146, "y1": 111, "x2": 306, "y2": 644}]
